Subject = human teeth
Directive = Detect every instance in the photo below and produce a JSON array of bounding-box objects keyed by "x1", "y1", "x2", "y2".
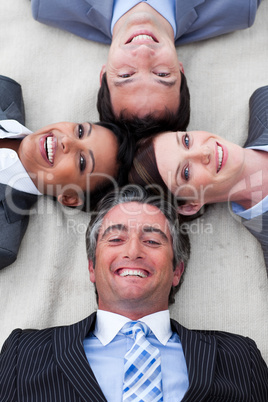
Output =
[
  {"x1": 45, "y1": 136, "x2": 54, "y2": 164},
  {"x1": 217, "y1": 145, "x2": 223, "y2": 172},
  {"x1": 131, "y1": 34, "x2": 154, "y2": 42},
  {"x1": 119, "y1": 269, "x2": 147, "y2": 278}
]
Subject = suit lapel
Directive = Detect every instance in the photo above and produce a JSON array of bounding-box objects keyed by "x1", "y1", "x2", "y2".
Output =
[
  {"x1": 175, "y1": 0, "x2": 205, "y2": 39},
  {"x1": 85, "y1": 0, "x2": 114, "y2": 39},
  {"x1": 243, "y1": 212, "x2": 268, "y2": 272},
  {"x1": 242, "y1": 86, "x2": 268, "y2": 274},
  {"x1": 245, "y1": 126, "x2": 268, "y2": 148},
  {"x1": 53, "y1": 313, "x2": 107, "y2": 402},
  {"x1": 245, "y1": 86, "x2": 268, "y2": 147},
  {"x1": 171, "y1": 320, "x2": 217, "y2": 402}
]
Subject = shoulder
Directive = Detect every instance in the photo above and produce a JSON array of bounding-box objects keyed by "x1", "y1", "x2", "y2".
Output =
[
  {"x1": 171, "y1": 319, "x2": 264, "y2": 362},
  {"x1": 1, "y1": 313, "x2": 96, "y2": 354},
  {"x1": 175, "y1": 0, "x2": 261, "y2": 45}
]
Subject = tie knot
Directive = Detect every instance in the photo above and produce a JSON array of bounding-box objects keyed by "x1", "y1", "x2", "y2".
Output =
[{"x1": 121, "y1": 321, "x2": 149, "y2": 339}]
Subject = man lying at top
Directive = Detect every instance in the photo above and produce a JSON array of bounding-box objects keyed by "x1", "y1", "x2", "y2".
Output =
[{"x1": 31, "y1": 0, "x2": 262, "y2": 134}]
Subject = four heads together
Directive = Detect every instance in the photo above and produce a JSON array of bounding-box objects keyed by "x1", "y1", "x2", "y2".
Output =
[
  {"x1": 20, "y1": 3, "x2": 244, "y2": 219},
  {"x1": 19, "y1": 3, "x2": 190, "y2": 211},
  {"x1": 86, "y1": 185, "x2": 190, "y2": 318}
]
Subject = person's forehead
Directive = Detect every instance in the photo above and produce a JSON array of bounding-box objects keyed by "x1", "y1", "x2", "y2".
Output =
[{"x1": 100, "y1": 202, "x2": 171, "y2": 235}]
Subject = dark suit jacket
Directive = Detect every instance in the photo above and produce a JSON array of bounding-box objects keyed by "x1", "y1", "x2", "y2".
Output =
[
  {"x1": 0, "y1": 313, "x2": 267, "y2": 401},
  {"x1": 0, "y1": 75, "x2": 25, "y2": 125},
  {"x1": 239, "y1": 86, "x2": 268, "y2": 276},
  {"x1": 0, "y1": 75, "x2": 38, "y2": 269},
  {"x1": 31, "y1": 0, "x2": 261, "y2": 46}
]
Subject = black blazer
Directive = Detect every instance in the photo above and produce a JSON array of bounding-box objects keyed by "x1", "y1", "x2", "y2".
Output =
[
  {"x1": 0, "y1": 313, "x2": 267, "y2": 401},
  {"x1": 240, "y1": 86, "x2": 268, "y2": 276},
  {"x1": 0, "y1": 75, "x2": 25, "y2": 125},
  {"x1": 0, "y1": 75, "x2": 38, "y2": 269}
]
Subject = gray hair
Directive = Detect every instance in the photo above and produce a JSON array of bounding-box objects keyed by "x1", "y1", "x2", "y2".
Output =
[{"x1": 86, "y1": 185, "x2": 190, "y2": 304}]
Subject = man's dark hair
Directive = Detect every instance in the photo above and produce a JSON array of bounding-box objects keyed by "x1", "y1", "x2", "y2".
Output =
[
  {"x1": 86, "y1": 185, "x2": 191, "y2": 305},
  {"x1": 97, "y1": 71, "x2": 190, "y2": 139}
]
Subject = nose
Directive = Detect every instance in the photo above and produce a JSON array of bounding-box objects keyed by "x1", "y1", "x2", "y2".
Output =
[
  {"x1": 190, "y1": 147, "x2": 210, "y2": 165},
  {"x1": 131, "y1": 44, "x2": 155, "y2": 60},
  {"x1": 61, "y1": 135, "x2": 76, "y2": 154},
  {"x1": 123, "y1": 237, "x2": 143, "y2": 260}
]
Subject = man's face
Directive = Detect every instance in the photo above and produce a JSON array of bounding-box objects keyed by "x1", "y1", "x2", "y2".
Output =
[
  {"x1": 89, "y1": 202, "x2": 183, "y2": 318},
  {"x1": 102, "y1": 6, "x2": 183, "y2": 118}
]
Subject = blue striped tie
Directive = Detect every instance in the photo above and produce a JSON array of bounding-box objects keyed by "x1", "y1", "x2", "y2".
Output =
[{"x1": 121, "y1": 321, "x2": 163, "y2": 402}]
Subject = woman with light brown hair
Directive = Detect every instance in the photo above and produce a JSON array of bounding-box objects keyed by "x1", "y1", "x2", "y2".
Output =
[{"x1": 129, "y1": 86, "x2": 268, "y2": 275}]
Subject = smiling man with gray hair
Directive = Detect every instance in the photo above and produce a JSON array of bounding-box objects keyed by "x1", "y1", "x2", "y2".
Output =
[{"x1": 1, "y1": 185, "x2": 267, "y2": 401}]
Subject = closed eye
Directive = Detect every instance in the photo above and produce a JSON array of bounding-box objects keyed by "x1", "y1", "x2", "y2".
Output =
[
  {"x1": 118, "y1": 73, "x2": 134, "y2": 78},
  {"x1": 144, "y1": 240, "x2": 161, "y2": 246},
  {"x1": 155, "y1": 72, "x2": 170, "y2": 77}
]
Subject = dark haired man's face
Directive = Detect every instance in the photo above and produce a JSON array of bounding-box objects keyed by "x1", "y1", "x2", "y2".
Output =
[{"x1": 101, "y1": 5, "x2": 183, "y2": 118}]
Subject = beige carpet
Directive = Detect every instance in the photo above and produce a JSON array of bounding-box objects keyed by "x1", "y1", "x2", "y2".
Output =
[{"x1": 0, "y1": 0, "x2": 267, "y2": 364}]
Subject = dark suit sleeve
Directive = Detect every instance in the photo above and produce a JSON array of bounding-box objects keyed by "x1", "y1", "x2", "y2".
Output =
[
  {"x1": 247, "y1": 337, "x2": 268, "y2": 401},
  {"x1": 0, "y1": 329, "x2": 22, "y2": 402},
  {"x1": 214, "y1": 332, "x2": 268, "y2": 401}
]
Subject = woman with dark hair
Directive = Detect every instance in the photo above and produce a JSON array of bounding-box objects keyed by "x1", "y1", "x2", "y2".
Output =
[
  {"x1": 129, "y1": 86, "x2": 268, "y2": 275},
  {"x1": 0, "y1": 75, "x2": 134, "y2": 269}
]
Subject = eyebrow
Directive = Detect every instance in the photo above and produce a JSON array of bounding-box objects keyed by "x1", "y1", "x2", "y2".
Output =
[
  {"x1": 86, "y1": 123, "x2": 95, "y2": 174},
  {"x1": 175, "y1": 134, "x2": 181, "y2": 183},
  {"x1": 101, "y1": 224, "x2": 127, "y2": 239},
  {"x1": 101, "y1": 223, "x2": 168, "y2": 242},
  {"x1": 89, "y1": 150, "x2": 95, "y2": 174},
  {"x1": 113, "y1": 77, "x2": 177, "y2": 88},
  {"x1": 143, "y1": 226, "x2": 169, "y2": 241}
]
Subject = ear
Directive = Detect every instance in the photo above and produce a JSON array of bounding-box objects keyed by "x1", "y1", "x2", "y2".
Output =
[
  {"x1": 88, "y1": 260, "x2": 96, "y2": 283},
  {"x1": 57, "y1": 192, "x2": 83, "y2": 207},
  {"x1": 100, "y1": 64, "x2": 106, "y2": 86},
  {"x1": 172, "y1": 262, "x2": 184, "y2": 287},
  {"x1": 179, "y1": 61, "x2": 184, "y2": 74},
  {"x1": 177, "y1": 202, "x2": 202, "y2": 216}
]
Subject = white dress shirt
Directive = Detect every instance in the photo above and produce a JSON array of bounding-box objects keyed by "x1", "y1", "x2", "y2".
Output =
[
  {"x1": 111, "y1": 0, "x2": 177, "y2": 36},
  {"x1": 0, "y1": 119, "x2": 41, "y2": 195}
]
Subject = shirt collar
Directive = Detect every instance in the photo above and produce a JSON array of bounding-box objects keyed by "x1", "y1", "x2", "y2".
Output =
[
  {"x1": 0, "y1": 119, "x2": 32, "y2": 138},
  {"x1": 0, "y1": 119, "x2": 42, "y2": 195},
  {"x1": 94, "y1": 309, "x2": 172, "y2": 346}
]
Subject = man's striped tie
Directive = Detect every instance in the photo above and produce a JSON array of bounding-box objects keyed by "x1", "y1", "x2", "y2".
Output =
[{"x1": 121, "y1": 321, "x2": 163, "y2": 402}]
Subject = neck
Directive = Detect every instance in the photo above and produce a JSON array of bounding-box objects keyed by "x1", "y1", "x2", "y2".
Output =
[
  {"x1": 98, "y1": 302, "x2": 169, "y2": 321},
  {"x1": 0, "y1": 138, "x2": 21, "y2": 153},
  {"x1": 228, "y1": 148, "x2": 268, "y2": 209}
]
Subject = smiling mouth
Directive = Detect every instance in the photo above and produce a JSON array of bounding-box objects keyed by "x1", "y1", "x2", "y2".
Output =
[
  {"x1": 126, "y1": 34, "x2": 158, "y2": 44},
  {"x1": 217, "y1": 144, "x2": 223, "y2": 173},
  {"x1": 117, "y1": 269, "x2": 149, "y2": 278},
  {"x1": 44, "y1": 136, "x2": 55, "y2": 165}
]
